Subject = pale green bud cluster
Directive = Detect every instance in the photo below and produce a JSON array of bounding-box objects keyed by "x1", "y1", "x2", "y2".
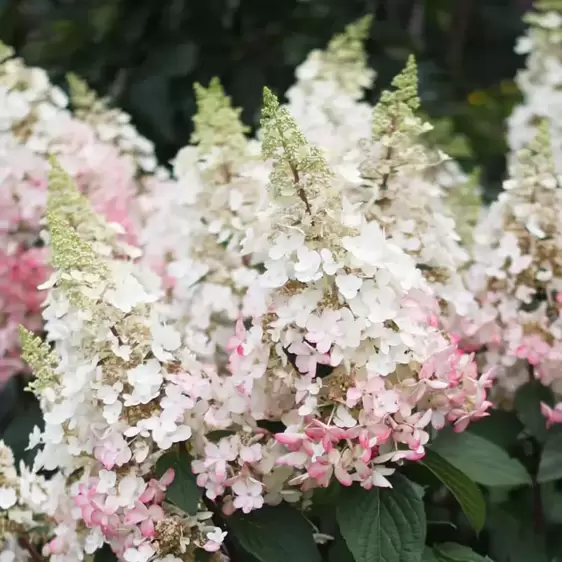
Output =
[
  {"x1": 261, "y1": 87, "x2": 334, "y2": 211},
  {"x1": 191, "y1": 77, "x2": 250, "y2": 166},
  {"x1": 66, "y1": 72, "x2": 100, "y2": 114},
  {"x1": 47, "y1": 210, "x2": 101, "y2": 275},
  {"x1": 19, "y1": 327, "x2": 59, "y2": 394},
  {"x1": 320, "y1": 15, "x2": 375, "y2": 97},
  {"x1": 360, "y1": 55, "x2": 433, "y2": 192},
  {"x1": 371, "y1": 55, "x2": 423, "y2": 140}
]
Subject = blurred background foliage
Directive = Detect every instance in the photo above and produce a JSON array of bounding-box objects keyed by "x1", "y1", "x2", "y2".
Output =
[{"x1": 0, "y1": 0, "x2": 532, "y2": 199}]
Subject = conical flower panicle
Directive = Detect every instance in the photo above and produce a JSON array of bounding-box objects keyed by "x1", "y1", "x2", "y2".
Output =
[
  {"x1": 371, "y1": 54, "x2": 422, "y2": 139},
  {"x1": 25, "y1": 163, "x2": 226, "y2": 560},
  {"x1": 141, "y1": 78, "x2": 266, "y2": 365},
  {"x1": 355, "y1": 56, "x2": 473, "y2": 320},
  {"x1": 207, "y1": 91, "x2": 492, "y2": 507},
  {"x1": 467, "y1": 125, "x2": 562, "y2": 413}
]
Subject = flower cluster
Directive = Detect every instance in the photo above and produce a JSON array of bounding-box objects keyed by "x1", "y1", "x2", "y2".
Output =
[
  {"x1": 282, "y1": 15, "x2": 375, "y2": 181},
  {"x1": 508, "y1": 0, "x2": 562, "y2": 166},
  {"x1": 211, "y1": 87, "x2": 491, "y2": 499},
  {"x1": 349, "y1": 56, "x2": 475, "y2": 322},
  {"x1": 0, "y1": 16, "x2": 508, "y2": 562},
  {"x1": 140, "y1": 78, "x2": 268, "y2": 361},
  {"x1": 0, "y1": 43, "x2": 168, "y2": 385},
  {"x1": 466, "y1": 123, "x2": 562, "y2": 417},
  {"x1": 0, "y1": 440, "x2": 53, "y2": 562},
  {"x1": 19, "y1": 165, "x2": 225, "y2": 561}
]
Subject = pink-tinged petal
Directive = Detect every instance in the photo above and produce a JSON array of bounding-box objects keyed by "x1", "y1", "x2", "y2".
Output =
[
  {"x1": 160, "y1": 467, "x2": 175, "y2": 487},
  {"x1": 274, "y1": 432, "x2": 303, "y2": 446},
  {"x1": 148, "y1": 504, "x2": 165, "y2": 521},
  {"x1": 204, "y1": 541, "x2": 222, "y2": 552},
  {"x1": 138, "y1": 486, "x2": 155, "y2": 504},
  {"x1": 90, "y1": 510, "x2": 106, "y2": 526},
  {"x1": 308, "y1": 462, "x2": 330, "y2": 479},
  {"x1": 140, "y1": 518, "x2": 156, "y2": 538},
  {"x1": 334, "y1": 464, "x2": 353, "y2": 487},
  {"x1": 124, "y1": 504, "x2": 148, "y2": 525}
]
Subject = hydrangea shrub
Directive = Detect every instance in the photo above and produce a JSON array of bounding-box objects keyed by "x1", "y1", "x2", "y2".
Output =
[{"x1": 1, "y1": 7, "x2": 562, "y2": 562}]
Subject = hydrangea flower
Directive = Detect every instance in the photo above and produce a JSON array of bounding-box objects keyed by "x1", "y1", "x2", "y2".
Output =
[
  {"x1": 141, "y1": 78, "x2": 268, "y2": 362},
  {"x1": 0, "y1": 43, "x2": 173, "y2": 385},
  {"x1": 199, "y1": 87, "x2": 492, "y2": 507},
  {"x1": 20, "y1": 163, "x2": 225, "y2": 561},
  {"x1": 466, "y1": 123, "x2": 562, "y2": 415}
]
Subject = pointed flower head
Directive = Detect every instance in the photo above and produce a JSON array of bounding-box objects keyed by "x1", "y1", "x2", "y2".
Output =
[
  {"x1": 19, "y1": 327, "x2": 59, "y2": 393},
  {"x1": 191, "y1": 77, "x2": 250, "y2": 164},
  {"x1": 260, "y1": 87, "x2": 335, "y2": 211},
  {"x1": 320, "y1": 15, "x2": 375, "y2": 97}
]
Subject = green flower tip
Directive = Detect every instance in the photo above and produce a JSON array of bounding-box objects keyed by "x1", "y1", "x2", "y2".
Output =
[
  {"x1": 66, "y1": 72, "x2": 98, "y2": 109},
  {"x1": 392, "y1": 54, "x2": 420, "y2": 110},
  {"x1": 47, "y1": 210, "x2": 97, "y2": 272},
  {"x1": 261, "y1": 86, "x2": 280, "y2": 122},
  {"x1": 344, "y1": 14, "x2": 373, "y2": 42},
  {"x1": 46, "y1": 157, "x2": 85, "y2": 213},
  {"x1": 20, "y1": 325, "x2": 59, "y2": 394},
  {"x1": 536, "y1": 0, "x2": 562, "y2": 12},
  {"x1": 191, "y1": 76, "x2": 249, "y2": 154}
]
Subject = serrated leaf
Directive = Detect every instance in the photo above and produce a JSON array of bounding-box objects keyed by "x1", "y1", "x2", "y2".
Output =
[
  {"x1": 537, "y1": 428, "x2": 562, "y2": 483},
  {"x1": 434, "y1": 543, "x2": 492, "y2": 561},
  {"x1": 421, "y1": 449, "x2": 485, "y2": 533},
  {"x1": 431, "y1": 428, "x2": 531, "y2": 487},
  {"x1": 336, "y1": 473, "x2": 426, "y2": 562},
  {"x1": 226, "y1": 503, "x2": 321, "y2": 562},
  {"x1": 514, "y1": 380, "x2": 554, "y2": 442},
  {"x1": 155, "y1": 447, "x2": 201, "y2": 515}
]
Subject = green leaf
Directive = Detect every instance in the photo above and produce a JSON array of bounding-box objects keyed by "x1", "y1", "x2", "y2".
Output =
[
  {"x1": 467, "y1": 410, "x2": 522, "y2": 450},
  {"x1": 537, "y1": 428, "x2": 562, "y2": 483},
  {"x1": 431, "y1": 428, "x2": 531, "y2": 487},
  {"x1": 421, "y1": 449, "x2": 485, "y2": 533},
  {"x1": 328, "y1": 538, "x2": 355, "y2": 562},
  {"x1": 487, "y1": 504, "x2": 548, "y2": 561},
  {"x1": 514, "y1": 380, "x2": 554, "y2": 442},
  {"x1": 336, "y1": 474, "x2": 426, "y2": 562},
  {"x1": 155, "y1": 447, "x2": 201, "y2": 515},
  {"x1": 226, "y1": 503, "x2": 321, "y2": 562},
  {"x1": 433, "y1": 543, "x2": 492, "y2": 561},
  {"x1": 422, "y1": 547, "x2": 440, "y2": 562}
]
